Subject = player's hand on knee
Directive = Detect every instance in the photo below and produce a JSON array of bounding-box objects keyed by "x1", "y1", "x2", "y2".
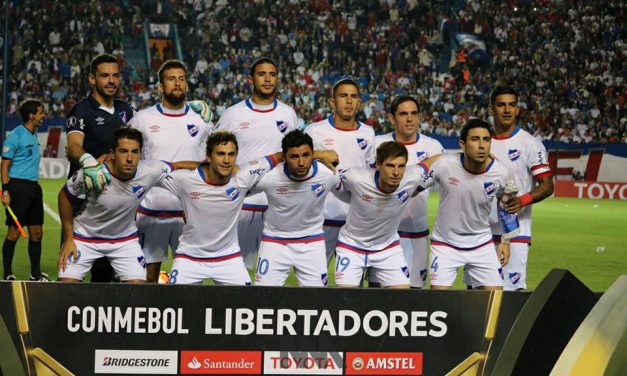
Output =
[
  {"x1": 58, "y1": 239, "x2": 78, "y2": 272},
  {"x1": 188, "y1": 100, "x2": 213, "y2": 123},
  {"x1": 497, "y1": 242, "x2": 510, "y2": 267},
  {"x1": 80, "y1": 153, "x2": 111, "y2": 192}
]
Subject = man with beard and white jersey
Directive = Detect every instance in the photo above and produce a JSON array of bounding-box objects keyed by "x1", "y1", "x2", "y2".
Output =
[
  {"x1": 424, "y1": 119, "x2": 512, "y2": 290},
  {"x1": 160, "y1": 131, "x2": 338, "y2": 285},
  {"x1": 56, "y1": 128, "x2": 194, "y2": 282},
  {"x1": 305, "y1": 78, "x2": 375, "y2": 264},
  {"x1": 251, "y1": 130, "x2": 339, "y2": 287},
  {"x1": 128, "y1": 59, "x2": 214, "y2": 283},
  {"x1": 216, "y1": 58, "x2": 299, "y2": 270},
  {"x1": 374, "y1": 95, "x2": 444, "y2": 288},
  {"x1": 333, "y1": 141, "x2": 437, "y2": 288},
  {"x1": 465, "y1": 86, "x2": 553, "y2": 290}
]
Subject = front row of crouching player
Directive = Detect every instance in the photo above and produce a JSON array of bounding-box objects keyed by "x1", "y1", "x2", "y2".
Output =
[{"x1": 58, "y1": 120, "x2": 513, "y2": 290}]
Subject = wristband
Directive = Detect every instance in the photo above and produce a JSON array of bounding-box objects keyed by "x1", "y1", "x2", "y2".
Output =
[{"x1": 519, "y1": 193, "x2": 533, "y2": 207}]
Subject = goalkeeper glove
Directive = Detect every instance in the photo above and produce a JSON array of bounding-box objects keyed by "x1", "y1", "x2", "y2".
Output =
[
  {"x1": 188, "y1": 100, "x2": 213, "y2": 123},
  {"x1": 79, "y1": 153, "x2": 111, "y2": 192}
]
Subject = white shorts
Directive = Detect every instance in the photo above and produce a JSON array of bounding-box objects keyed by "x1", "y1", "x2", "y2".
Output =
[
  {"x1": 169, "y1": 253, "x2": 251, "y2": 285},
  {"x1": 429, "y1": 241, "x2": 503, "y2": 288},
  {"x1": 400, "y1": 236, "x2": 429, "y2": 288},
  {"x1": 323, "y1": 222, "x2": 343, "y2": 263},
  {"x1": 137, "y1": 213, "x2": 184, "y2": 263},
  {"x1": 237, "y1": 209, "x2": 265, "y2": 269},
  {"x1": 58, "y1": 237, "x2": 146, "y2": 281},
  {"x1": 254, "y1": 237, "x2": 328, "y2": 287},
  {"x1": 335, "y1": 242, "x2": 410, "y2": 287},
  {"x1": 462, "y1": 241, "x2": 528, "y2": 290}
]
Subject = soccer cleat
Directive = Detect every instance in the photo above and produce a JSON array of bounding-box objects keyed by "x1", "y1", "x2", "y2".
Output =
[
  {"x1": 5, "y1": 275, "x2": 16, "y2": 281},
  {"x1": 29, "y1": 272, "x2": 51, "y2": 282}
]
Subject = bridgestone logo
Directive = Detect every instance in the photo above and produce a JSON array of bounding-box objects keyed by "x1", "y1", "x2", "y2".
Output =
[
  {"x1": 102, "y1": 357, "x2": 170, "y2": 367},
  {"x1": 95, "y1": 350, "x2": 177, "y2": 374}
]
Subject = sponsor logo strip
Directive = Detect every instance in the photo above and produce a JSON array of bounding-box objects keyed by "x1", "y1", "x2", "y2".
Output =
[
  {"x1": 263, "y1": 351, "x2": 343, "y2": 375},
  {"x1": 180, "y1": 350, "x2": 261, "y2": 374},
  {"x1": 94, "y1": 350, "x2": 177, "y2": 374},
  {"x1": 345, "y1": 352, "x2": 423, "y2": 375}
]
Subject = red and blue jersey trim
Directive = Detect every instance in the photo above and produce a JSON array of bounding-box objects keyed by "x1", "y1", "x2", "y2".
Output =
[
  {"x1": 261, "y1": 233, "x2": 325, "y2": 244},
  {"x1": 492, "y1": 235, "x2": 532, "y2": 244},
  {"x1": 337, "y1": 240, "x2": 400, "y2": 254},
  {"x1": 493, "y1": 126, "x2": 521, "y2": 140},
  {"x1": 430, "y1": 238, "x2": 494, "y2": 251},
  {"x1": 323, "y1": 219, "x2": 346, "y2": 227},
  {"x1": 398, "y1": 230, "x2": 429, "y2": 239},
  {"x1": 245, "y1": 98, "x2": 277, "y2": 112},
  {"x1": 137, "y1": 206, "x2": 184, "y2": 218},
  {"x1": 242, "y1": 204, "x2": 268, "y2": 211},
  {"x1": 265, "y1": 154, "x2": 278, "y2": 169},
  {"x1": 156, "y1": 103, "x2": 190, "y2": 117},
  {"x1": 328, "y1": 116, "x2": 360, "y2": 131},
  {"x1": 460, "y1": 154, "x2": 494, "y2": 174},
  {"x1": 73, "y1": 232, "x2": 139, "y2": 244},
  {"x1": 174, "y1": 251, "x2": 241, "y2": 262}
]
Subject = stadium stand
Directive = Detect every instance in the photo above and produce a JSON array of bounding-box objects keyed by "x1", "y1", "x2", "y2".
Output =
[{"x1": 1, "y1": 0, "x2": 625, "y2": 143}]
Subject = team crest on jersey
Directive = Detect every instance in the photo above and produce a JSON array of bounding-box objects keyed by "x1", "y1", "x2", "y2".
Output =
[
  {"x1": 68, "y1": 250, "x2": 82, "y2": 263},
  {"x1": 137, "y1": 255, "x2": 146, "y2": 268},
  {"x1": 321, "y1": 273, "x2": 328, "y2": 286},
  {"x1": 132, "y1": 185, "x2": 147, "y2": 199},
  {"x1": 508, "y1": 149, "x2": 521, "y2": 161},
  {"x1": 149, "y1": 125, "x2": 160, "y2": 132},
  {"x1": 356, "y1": 138, "x2": 369, "y2": 150},
  {"x1": 401, "y1": 266, "x2": 410, "y2": 278},
  {"x1": 397, "y1": 190, "x2": 410, "y2": 203},
  {"x1": 119, "y1": 111, "x2": 127, "y2": 123},
  {"x1": 226, "y1": 187, "x2": 240, "y2": 201},
  {"x1": 311, "y1": 184, "x2": 327, "y2": 198},
  {"x1": 187, "y1": 124, "x2": 199, "y2": 137},
  {"x1": 484, "y1": 181, "x2": 498, "y2": 197},
  {"x1": 416, "y1": 151, "x2": 428, "y2": 162},
  {"x1": 276, "y1": 121, "x2": 288, "y2": 133},
  {"x1": 420, "y1": 269, "x2": 427, "y2": 282},
  {"x1": 509, "y1": 272, "x2": 521, "y2": 285},
  {"x1": 323, "y1": 138, "x2": 334, "y2": 146}
]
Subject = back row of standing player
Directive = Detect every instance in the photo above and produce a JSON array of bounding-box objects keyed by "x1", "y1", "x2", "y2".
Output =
[{"x1": 60, "y1": 54, "x2": 553, "y2": 289}]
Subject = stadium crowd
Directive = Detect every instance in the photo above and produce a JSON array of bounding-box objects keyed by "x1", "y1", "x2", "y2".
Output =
[{"x1": 1, "y1": 0, "x2": 625, "y2": 143}]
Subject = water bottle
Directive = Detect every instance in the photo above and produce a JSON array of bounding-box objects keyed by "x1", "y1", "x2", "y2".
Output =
[{"x1": 498, "y1": 180, "x2": 520, "y2": 239}]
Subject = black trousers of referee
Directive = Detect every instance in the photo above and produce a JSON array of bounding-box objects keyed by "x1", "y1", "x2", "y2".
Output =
[{"x1": 64, "y1": 187, "x2": 115, "y2": 282}]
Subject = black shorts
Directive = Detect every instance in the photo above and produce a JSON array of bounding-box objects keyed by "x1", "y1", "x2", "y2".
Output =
[{"x1": 5, "y1": 179, "x2": 44, "y2": 227}]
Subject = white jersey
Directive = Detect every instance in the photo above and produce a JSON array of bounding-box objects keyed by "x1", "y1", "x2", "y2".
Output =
[
  {"x1": 375, "y1": 132, "x2": 444, "y2": 236},
  {"x1": 305, "y1": 117, "x2": 375, "y2": 222},
  {"x1": 65, "y1": 160, "x2": 172, "y2": 241},
  {"x1": 424, "y1": 154, "x2": 510, "y2": 249},
  {"x1": 128, "y1": 103, "x2": 213, "y2": 216},
  {"x1": 251, "y1": 160, "x2": 340, "y2": 240},
  {"x1": 336, "y1": 165, "x2": 428, "y2": 251},
  {"x1": 217, "y1": 98, "x2": 298, "y2": 209},
  {"x1": 159, "y1": 156, "x2": 277, "y2": 259},
  {"x1": 490, "y1": 127, "x2": 551, "y2": 242}
]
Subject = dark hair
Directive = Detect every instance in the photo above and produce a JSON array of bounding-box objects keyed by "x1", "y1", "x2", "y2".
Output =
[
  {"x1": 206, "y1": 131, "x2": 239, "y2": 156},
  {"x1": 249, "y1": 57, "x2": 278, "y2": 77},
  {"x1": 332, "y1": 77, "x2": 360, "y2": 98},
  {"x1": 158, "y1": 59, "x2": 188, "y2": 83},
  {"x1": 112, "y1": 127, "x2": 143, "y2": 149},
  {"x1": 376, "y1": 141, "x2": 408, "y2": 165},
  {"x1": 389, "y1": 95, "x2": 419, "y2": 115},
  {"x1": 281, "y1": 129, "x2": 313, "y2": 154},
  {"x1": 19, "y1": 99, "x2": 43, "y2": 123},
  {"x1": 89, "y1": 54, "x2": 119, "y2": 75},
  {"x1": 490, "y1": 85, "x2": 518, "y2": 104},
  {"x1": 460, "y1": 118, "x2": 493, "y2": 142}
]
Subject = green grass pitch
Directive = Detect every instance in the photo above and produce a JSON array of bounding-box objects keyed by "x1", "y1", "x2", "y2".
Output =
[{"x1": 2, "y1": 178, "x2": 625, "y2": 291}]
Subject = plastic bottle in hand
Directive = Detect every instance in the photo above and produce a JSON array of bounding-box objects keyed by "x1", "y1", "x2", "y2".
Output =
[{"x1": 498, "y1": 180, "x2": 520, "y2": 239}]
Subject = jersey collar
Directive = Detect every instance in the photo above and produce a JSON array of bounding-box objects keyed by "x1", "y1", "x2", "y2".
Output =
[
  {"x1": 245, "y1": 98, "x2": 277, "y2": 112},
  {"x1": 460, "y1": 153, "x2": 494, "y2": 175},
  {"x1": 328, "y1": 116, "x2": 360, "y2": 131},
  {"x1": 156, "y1": 103, "x2": 190, "y2": 117},
  {"x1": 392, "y1": 132, "x2": 420, "y2": 145},
  {"x1": 197, "y1": 163, "x2": 230, "y2": 186},
  {"x1": 283, "y1": 160, "x2": 319, "y2": 182},
  {"x1": 493, "y1": 126, "x2": 521, "y2": 140}
]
